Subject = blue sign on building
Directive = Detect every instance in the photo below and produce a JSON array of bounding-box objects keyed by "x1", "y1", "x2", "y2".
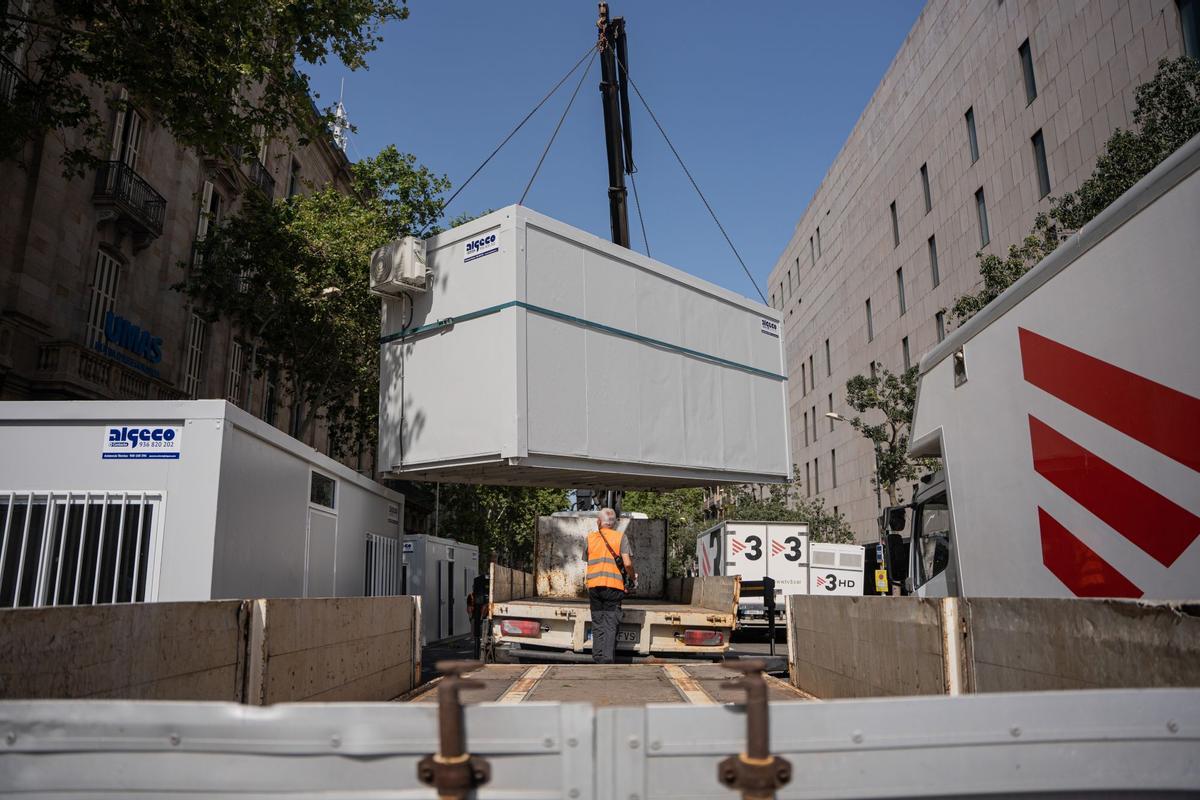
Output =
[{"x1": 93, "y1": 310, "x2": 164, "y2": 379}]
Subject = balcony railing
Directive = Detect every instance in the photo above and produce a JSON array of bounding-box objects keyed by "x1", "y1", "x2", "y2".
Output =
[
  {"x1": 93, "y1": 160, "x2": 167, "y2": 240},
  {"x1": 1, "y1": 54, "x2": 24, "y2": 104},
  {"x1": 248, "y1": 156, "x2": 276, "y2": 198}
]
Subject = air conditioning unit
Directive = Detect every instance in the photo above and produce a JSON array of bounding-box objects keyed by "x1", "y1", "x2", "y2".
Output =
[{"x1": 370, "y1": 236, "x2": 428, "y2": 295}]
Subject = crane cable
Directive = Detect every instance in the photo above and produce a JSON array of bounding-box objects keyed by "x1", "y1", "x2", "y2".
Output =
[
  {"x1": 433, "y1": 43, "x2": 598, "y2": 225},
  {"x1": 615, "y1": 59, "x2": 767, "y2": 304},
  {"x1": 520, "y1": 48, "x2": 598, "y2": 205},
  {"x1": 630, "y1": 170, "x2": 650, "y2": 257}
]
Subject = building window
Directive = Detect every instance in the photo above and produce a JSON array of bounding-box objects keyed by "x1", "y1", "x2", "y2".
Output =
[
  {"x1": 262, "y1": 363, "x2": 278, "y2": 424},
  {"x1": 805, "y1": 461, "x2": 812, "y2": 497},
  {"x1": 936, "y1": 310, "x2": 946, "y2": 342},
  {"x1": 928, "y1": 236, "x2": 940, "y2": 288},
  {"x1": 889, "y1": 200, "x2": 899, "y2": 248},
  {"x1": 195, "y1": 180, "x2": 222, "y2": 240},
  {"x1": 870, "y1": 361, "x2": 877, "y2": 380},
  {"x1": 920, "y1": 162, "x2": 932, "y2": 214},
  {"x1": 896, "y1": 267, "x2": 906, "y2": 316},
  {"x1": 811, "y1": 405, "x2": 818, "y2": 442},
  {"x1": 975, "y1": 187, "x2": 990, "y2": 246},
  {"x1": 809, "y1": 235, "x2": 815, "y2": 265},
  {"x1": 310, "y1": 471, "x2": 337, "y2": 510},
  {"x1": 1032, "y1": 129, "x2": 1051, "y2": 198},
  {"x1": 109, "y1": 90, "x2": 144, "y2": 172},
  {"x1": 827, "y1": 393, "x2": 834, "y2": 431},
  {"x1": 814, "y1": 456, "x2": 821, "y2": 494},
  {"x1": 801, "y1": 362, "x2": 807, "y2": 396},
  {"x1": 966, "y1": 107, "x2": 979, "y2": 163},
  {"x1": 815, "y1": 226, "x2": 821, "y2": 257},
  {"x1": 1019, "y1": 38, "x2": 1038, "y2": 105},
  {"x1": 85, "y1": 251, "x2": 121, "y2": 348},
  {"x1": 825, "y1": 338, "x2": 831, "y2": 376},
  {"x1": 226, "y1": 340, "x2": 245, "y2": 406},
  {"x1": 183, "y1": 314, "x2": 207, "y2": 399},
  {"x1": 287, "y1": 159, "x2": 302, "y2": 197},
  {"x1": 1182, "y1": 0, "x2": 1200, "y2": 59},
  {"x1": 831, "y1": 448, "x2": 837, "y2": 488},
  {"x1": 902, "y1": 336, "x2": 912, "y2": 370},
  {"x1": 809, "y1": 354, "x2": 815, "y2": 387},
  {"x1": 779, "y1": 281, "x2": 784, "y2": 304},
  {"x1": 803, "y1": 410, "x2": 809, "y2": 447},
  {"x1": 771, "y1": 292, "x2": 776, "y2": 309},
  {"x1": 865, "y1": 298, "x2": 874, "y2": 342}
]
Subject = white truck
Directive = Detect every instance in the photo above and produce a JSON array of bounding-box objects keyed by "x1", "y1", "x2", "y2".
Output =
[
  {"x1": 695, "y1": 521, "x2": 807, "y2": 625},
  {"x1": 896, "y1": 133, "x2": 1200, "y2": 599}
]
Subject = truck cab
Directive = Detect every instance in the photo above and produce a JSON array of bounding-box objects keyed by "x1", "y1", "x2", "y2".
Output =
[{"x1": 900, "y1": 472, "x2": 959, "y2": 597}]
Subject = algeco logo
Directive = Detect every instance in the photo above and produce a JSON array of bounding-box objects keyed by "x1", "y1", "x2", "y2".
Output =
[
  {"x1": 102, "y1": 425, "x2": 182, "y2": 460},
  {"x1": 107, "y1": 427, "x2": 176, "y2": 449},
  {"x1": 815, "y1": 573, "x2": 856, "y2": 591},
  {"x1": 464, "y1": 233, "x2": 499, "y2": 263}
]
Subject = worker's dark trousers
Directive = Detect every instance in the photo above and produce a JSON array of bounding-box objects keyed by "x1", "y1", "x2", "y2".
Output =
[{"x1": 588, "y1": 587, "x2": 625, "y2": 664}]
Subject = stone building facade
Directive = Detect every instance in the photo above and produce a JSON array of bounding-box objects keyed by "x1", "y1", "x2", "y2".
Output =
[
  {"x1": 767, "y1": 0, "x2": 1196, "y2": 542},
  {"x1": 0, "y1": 67, "x2": 355, "y2": 458}
]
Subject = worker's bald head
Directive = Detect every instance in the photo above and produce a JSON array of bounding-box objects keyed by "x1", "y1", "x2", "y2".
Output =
[{"x1": 598, "y1": 507, "x2": 617, "y2": 528}]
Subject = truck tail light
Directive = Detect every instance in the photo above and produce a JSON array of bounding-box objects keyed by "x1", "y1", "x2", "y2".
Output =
[
  {"x1": 679, "y1": 628, "x2": 724, "y2": 647},
  {"x1": 498, "y1": 618, "x2": 542, "y2": 638}
]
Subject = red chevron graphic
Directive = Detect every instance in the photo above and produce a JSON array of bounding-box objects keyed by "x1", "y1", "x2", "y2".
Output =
[
  {"x1": 1038, "y1": 508, "x2": 1142, "y2": 598},
  {"x1": 770, "y1": 540, "x2": 785, "y2": 555},
  {"x1": 1019, "y1": 327, "x2": 1200, "y2": 472},
  {"x1": 730, "y1": 539, "x2": 744, "y2": 555},
  {"x1": 1029, "y1": 416, "x2": 1199, "y2": 567}
]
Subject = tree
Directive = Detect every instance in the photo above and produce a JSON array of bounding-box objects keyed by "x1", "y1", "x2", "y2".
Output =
[
  {"x1": 1, "y1": 0, "x2": 408, "y2": 175},
  {"x1": 178, "y1": 145, "x2": 448, "y2": 454},
  {"x1": 952, "y1": 57, "x2": 1200, "y2": 324},
  {"x1": 843, "y1": 364, "x2": 932, "y2": 506},
  {"x1": 428, "y1": 484, "x2": 569, "y2": 568},
  {"x1": 623, "y1": 487, "x2": 708, "y2": 576}
]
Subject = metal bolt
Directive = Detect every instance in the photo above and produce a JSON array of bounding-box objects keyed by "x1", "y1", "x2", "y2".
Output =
[
  {"x1": 569, "y1": 790, "x2": 580, "y2": 799},
  {"x1": 851, "y1": 730, "x2": 863, "y2": 744},
  {"x1": 330, "y1": 734, "x2": 341, "y2": 749},
  {"x1": 567, "y1": 737, "x2": 579, "y2": 748},
  {"x1": 5, "y1": 732, "x2": 15, "y2": 746},
  {"x1": 1010, "y1": 726, "x2": 1021, "y2": 738},
  {"x1": 650, "y1": 740, "x2": 662, "y2": 751},
  {"x1": 1167, "y1": 720, "x2": 1179, "y2": 734},
  {"x1": 628, "y1": 736, "x2": 640, "y2": 749},
  {"x1": 169, "y1": 733, "x2": 181, "y2": 746},
  {"x1": 543, "y1": 737, "x2": 555, "y2": 748}
]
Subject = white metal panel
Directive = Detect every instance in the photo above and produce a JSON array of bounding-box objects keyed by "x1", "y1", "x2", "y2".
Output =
[
  {"x1": 723, "y1": 523, "x2": 767, "y2": 609},
  {"x1": 378, "y1": 205, "x2": 789, "y2": 488},
  {"x1": 765, "y1": 523, "x2": 808, "y2": 597},
  {"x1": 910, "y1": 137, "x2": 1200, "y2": 599}
]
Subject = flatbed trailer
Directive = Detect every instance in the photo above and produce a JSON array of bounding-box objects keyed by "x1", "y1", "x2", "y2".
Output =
[{"x1": 401, "y1": 662, "x2": 810, "y2": 706}]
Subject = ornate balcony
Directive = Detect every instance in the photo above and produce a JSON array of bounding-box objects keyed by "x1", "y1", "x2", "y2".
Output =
[
  {"x1": 33, "y1": 340, "x2": 187, "y2": 401},
  {"x1": 247, "y1": 156, "x2": 276, "y2": 198},
  {"x1": 92, "y1": 160, "x2": 167, "y2": 242}
]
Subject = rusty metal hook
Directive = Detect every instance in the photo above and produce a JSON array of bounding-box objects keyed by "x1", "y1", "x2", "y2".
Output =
[
  {"x1": 417, "y1": 661, "x2": 491, "y2": 800},
  {"x1": 717, "y1": 659, "x2": 793, "y2": 800}
]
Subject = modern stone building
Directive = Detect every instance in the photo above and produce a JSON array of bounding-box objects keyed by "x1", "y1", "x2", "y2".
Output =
[
  {"x1": 0, "y1": 59, "x2": 356, "y2": 458},
  {"x1": 768, "y1": 0, "x2": 1198, "y2": 542}
]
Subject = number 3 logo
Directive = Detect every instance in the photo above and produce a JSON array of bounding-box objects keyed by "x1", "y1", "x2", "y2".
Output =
[
  {"x1": 784, "y1": 536, "x2": 803, "y2": 562},
  {"x1": 744, "y1": 535, "x2": 763, "y2": 561}
]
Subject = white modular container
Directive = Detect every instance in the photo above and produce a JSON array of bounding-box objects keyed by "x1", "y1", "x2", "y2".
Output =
[
  {"x1": 808, "y1": 542, "x2": 866, "y2": 596},
  {"x1": 696, "y1": 521, "x2": 808, "y2": 620},
  {"x1": 401, "y1": 533, "x2": 480, "y2": 644},
  {"x1": 0, "y1": 401, "x2": 404, "y2": 606},
  {"x1": 377, "y1": 206, "x2": 790, "y2": 489}
]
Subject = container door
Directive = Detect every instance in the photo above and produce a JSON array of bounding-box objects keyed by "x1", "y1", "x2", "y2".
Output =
[
  {"x1": 723, "y1": 523, "x2": 767, "y2": 612},
  {"x1": 696, "y1": 527, "x2": 723, "y2": 576},
  {"x1": 304, "y1": 509, "x2": 337, "y2": 598},
  {"x1": 766, "y1": 524, "x2": 809, "y2": 598}
]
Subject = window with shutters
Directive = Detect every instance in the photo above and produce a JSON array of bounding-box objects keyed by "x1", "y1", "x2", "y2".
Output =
[
  {"x1": 287, "y1": 159, "x2": 302, "y2": 197},
  {"x1": 108, "y1": 90, "x2": 145, "y2": 172},
  {"x1": 85, "y1": 251, "x2": 121, "y2": 348},
  {"x1": 183, "y1": 314, "x2": 207, "y2": 399},
  {"x1": 226, "y1": 341, "x2": 245, "y2": 406}
]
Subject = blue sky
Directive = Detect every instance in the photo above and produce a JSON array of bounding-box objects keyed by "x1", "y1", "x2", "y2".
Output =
[{"x1": 308, "y1": 1, "x2": 924, "y2": 302}]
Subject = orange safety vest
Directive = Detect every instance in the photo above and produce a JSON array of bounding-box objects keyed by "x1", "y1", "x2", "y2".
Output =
[{"x1": 586, "y1": 528, "x2": 626, "y2": 591}]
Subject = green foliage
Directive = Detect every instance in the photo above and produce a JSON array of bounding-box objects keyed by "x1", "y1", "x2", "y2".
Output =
[
  {"x1": 952, "y1": 57, "x2": 1200, "y2": 324},
  {"x1": 843, "y1": 364, "x2": 932, "y2": 505},
  {"x1": 1, "y1": 0, "x2": 408, "y2": 175},
  {"x1": 624, "y1": 488, "x2": 708, "y2": 575},
  {"x1": 430, "y1": 484, "x2": 570, "y2": 567},
  {"x1": 177, "y1": 146, "x2": 448, "y2": 454}
]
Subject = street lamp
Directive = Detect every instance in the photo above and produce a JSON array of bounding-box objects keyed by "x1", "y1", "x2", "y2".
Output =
[{"x1": 826, "y1": 411, "x2": 883, "y2": 511}]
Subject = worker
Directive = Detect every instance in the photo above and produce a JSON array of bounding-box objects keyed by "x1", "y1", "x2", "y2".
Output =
[{"x1": 583, "y1": 507, "x2": 636, "y2": 664}]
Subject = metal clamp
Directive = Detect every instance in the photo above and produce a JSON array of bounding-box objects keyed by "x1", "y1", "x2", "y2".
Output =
[
  {"x1": 417, "y1": 661, "x2": 491, "y2": 800},
  {"x1": 717, "y1": 660, "x2": 793, "y2": 800}
]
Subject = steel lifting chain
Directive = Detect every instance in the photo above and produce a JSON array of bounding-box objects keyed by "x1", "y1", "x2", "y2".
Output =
[{"x1": 717, "y1": 660, "x2": 793, "y2": 800}]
